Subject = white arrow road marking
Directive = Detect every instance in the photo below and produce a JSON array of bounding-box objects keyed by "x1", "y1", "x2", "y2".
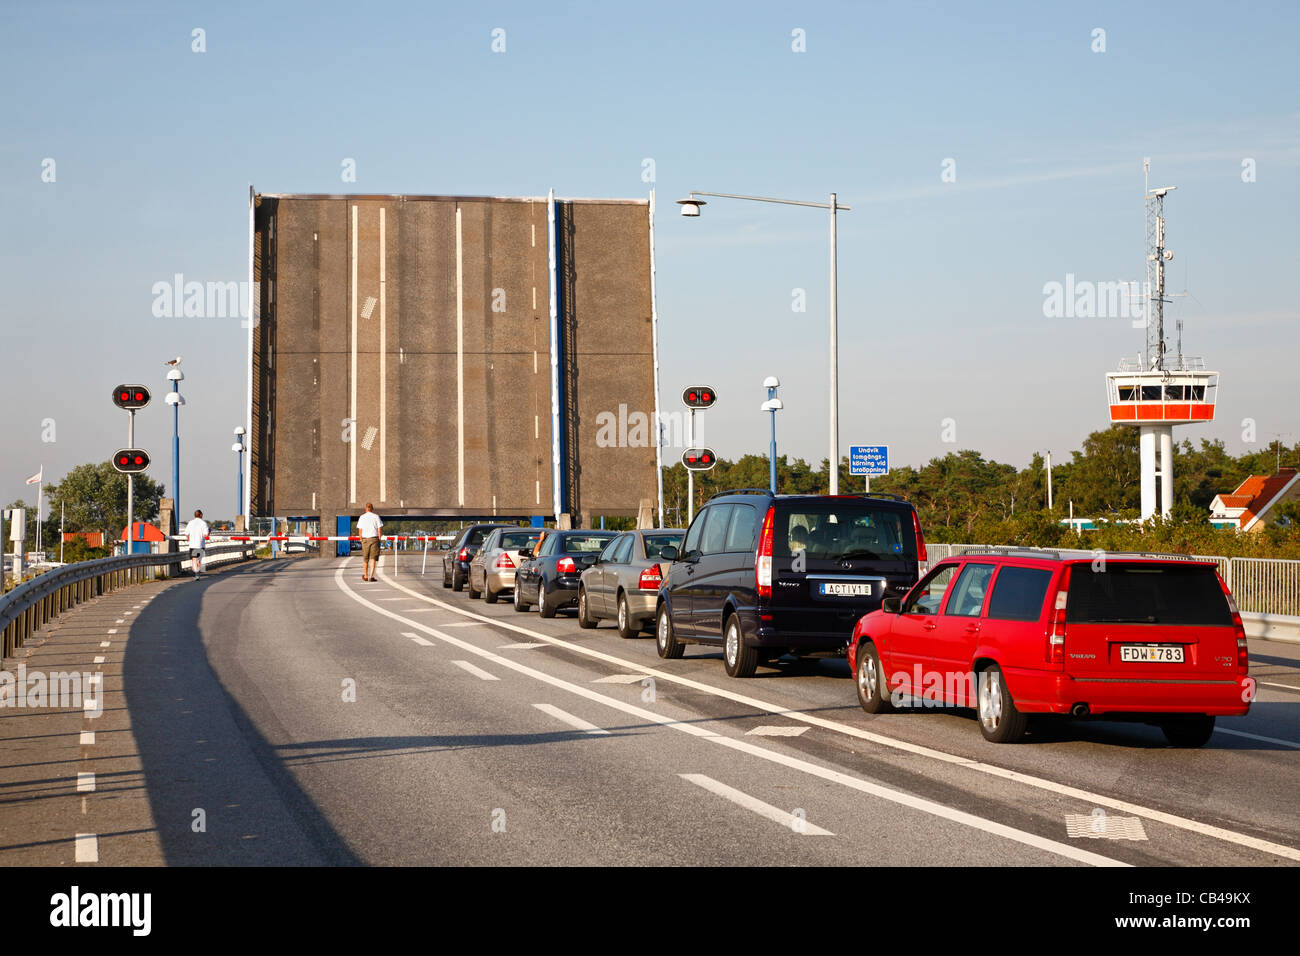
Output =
[
  {"x1": 344, "y1": 567, "x2": 1125, "y2": 866},
  {"x1": 534, "y1": 703, "x2": 611, "y2": 735},
  {"x1": 402, "y1": 632, "x2": 435, "y2": 647},
  {"x1": 370, "y1": 566, "x2": 1300, "y2": 864},
  {"x1": 681, "y1": 773, "x2": 833, "y2": 835},
  {"x1": 747, "y1": 725, "x2": 809, "y2": 737},
  {"x1": 593, "y1": 674, "x2": 647, "y2": 684}
]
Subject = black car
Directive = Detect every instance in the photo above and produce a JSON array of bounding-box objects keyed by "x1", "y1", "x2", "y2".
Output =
[
  {"x1": 513, "y1": 530, "x2": 618, "y2": 618},
  {"x1": 656, "y1": 490, "x2": 926, "y2": 677},
  {"x1": 442, "y1": 524, "x2": 513, "y2": 591}
]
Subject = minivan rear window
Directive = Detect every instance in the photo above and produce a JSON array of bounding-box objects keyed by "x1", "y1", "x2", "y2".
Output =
[
  {"x1": 1066, "y1": 564, "x2": 1232, "y2": 626},
  {"x1": 778, "y1": 503, "x2": 914, "y2": 563}
]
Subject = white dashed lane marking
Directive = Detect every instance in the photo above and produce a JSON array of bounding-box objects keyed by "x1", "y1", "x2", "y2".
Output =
[
  {"x1": 747, "y1": 725, "x2": 809, "y2": 737},
  {"x1": 74, "y1": 833, "x2": 98, "y2": 863},
  {"x1": 680, "y1": 773, "x2": 834, "y2": 836},
  {"x1": 592, "y1": 674, "x2": 647, "y2": 684},
  {"x1": 534, "y1": 703, "x2": 611, "y2": 735},
  {"x1": 79, "y1": 732, "x2": 95, "y2": 746},
  {"x1": 76, "y1": 773, "x2": 95, "y2": 793},
  {"x1": 451, "y1": 660, "x2": 499, "y2": 681}
]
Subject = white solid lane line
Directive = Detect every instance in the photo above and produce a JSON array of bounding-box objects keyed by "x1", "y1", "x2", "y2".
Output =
[
  {"x1": 1259, "y1": 681, "x2": 1299, "y2": 693},
  {"x1": 1214, "y1": 727, "x2": 1300, "y2": 749},
  {"x1": 342, "y1": 567, "x2": 1124, "y2": 866},
  {"x1": 74, "y1": 833, "x2": 98, "y2": 863},
  {"x1": 534, "y1": 703, "x2": 611, "y2": 735},
  {"x1": 371, "y1": 566, "x2": 1300, "y2": 864},
  {"x1": 452, "y1": 660, "x2": 500, "y2": 681},
  {"x1": 403, "y1": 632, "x2": 435, "y2": 647},
  {"x1": 681, "y1": 773, "x2": 834, "y2": 836},
  {"x1": 498, "y1": 642, "x2": 547, "y2": 649}
]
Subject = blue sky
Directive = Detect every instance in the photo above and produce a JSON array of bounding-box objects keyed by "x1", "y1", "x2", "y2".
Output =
[{"x1": 2, "y1": 0, "x2": 1297, "y2": 522}]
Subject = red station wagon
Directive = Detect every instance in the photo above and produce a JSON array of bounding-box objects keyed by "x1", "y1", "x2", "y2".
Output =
[{"x1": 847, "y1": 549, "x2": 1252, "y2": 746}]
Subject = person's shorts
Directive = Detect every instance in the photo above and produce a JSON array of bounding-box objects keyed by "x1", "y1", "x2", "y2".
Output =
[
  {"x1": 189, "y1": 548, "x2": 204, "y2": 558},
  {"x1": 362, "y1": 537, "x2": 381, "y2": 561}
]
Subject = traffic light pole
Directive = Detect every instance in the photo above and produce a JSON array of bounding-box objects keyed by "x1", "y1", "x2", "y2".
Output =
[
  {"x1": 127, "y1": 409, "x2": 135, "y2": 555},
  {"x1": 687, "y1": 408, "x2": 695, "y2": 525}
]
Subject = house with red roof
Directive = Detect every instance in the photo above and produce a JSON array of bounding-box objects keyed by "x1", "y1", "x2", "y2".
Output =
[{"x1": 1209, "y1": 468, "x2": 1299, "y2": 531}]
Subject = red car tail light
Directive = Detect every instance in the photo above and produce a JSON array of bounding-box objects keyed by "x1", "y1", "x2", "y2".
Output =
[
  {"x1": 1047, "y1": 566, "x2": 1071, "y2": 665},
  {"x1": 494, "y1": 553, "x2": 515, "y2": 570},
  {"x1": 756, "y1": 506, "x2": 775, "y2": 600},
  {"x1": 1217, "y1": 572, "x2": 1249, "y2": 670},
  {"x1": 557, "y1": 557, "x2": 576, "y2": 574},
  {"x1": 638, "y1": 566, "x2": 663, "y2": 590},
  {"x1": 458, "y1": 547, "x2": 469, "y2": 562},
  {"x1": 912, "y1": 511, "x2": 928, "y2": 575}
]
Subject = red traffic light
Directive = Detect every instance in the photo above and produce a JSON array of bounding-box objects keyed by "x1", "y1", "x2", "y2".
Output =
[
  {"x1": 682, "y1": 447, "x2": 717, "y2": 471},
  {"x1": 112, "y1": 384, "x2": 151, "y2": 410},
  {"x1": 682, "y1": 385, "x2": 717, "y2": 409},
  {"x1": 112, "y1": 448, "x2": 151, "y2": 474}
]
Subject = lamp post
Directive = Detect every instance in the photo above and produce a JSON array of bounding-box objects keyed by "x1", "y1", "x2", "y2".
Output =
[
  {"x1": 761, "y1": 376, "x2": 782, "y2": 493},
  {"x1": 678, "y1": 190, "x2": 850, "y2": 493},
  {"x1": 232, "y1": 427, "x2": 246, "y2": 521},
  {"x1": 164, "y1": 363, "x2": 185, "y2": 518}
]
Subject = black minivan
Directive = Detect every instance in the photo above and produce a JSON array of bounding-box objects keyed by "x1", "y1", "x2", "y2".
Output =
[{"x1": 656, "y1": 490, "x2": 927, "y2": 677}]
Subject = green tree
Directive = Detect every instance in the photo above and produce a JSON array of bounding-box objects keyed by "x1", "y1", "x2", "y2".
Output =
[{"x1": 42, "y1": 462, "x2": 165, "y2": 541}]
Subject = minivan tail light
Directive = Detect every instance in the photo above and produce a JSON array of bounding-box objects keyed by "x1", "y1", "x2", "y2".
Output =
[
  {"x1": 1047, "y1": 566, "x2": 1071, "y2": 665},
  {"x1": 494, "y1": 553, "x2": 515, "y2": 570},
  {"x1": 756, "y1": 506, "x2": 775, "y2": 600},
  {"x1": 1217, "y1": 572, "x2": 1249, "y2": 670},
  {"x1": 912, "y1": 511, "x2": 928, "y2": 576},
  {"x1": 638, "y1": 566, "x2": 663, "y2": 591},
  {"x1": 557, "y1": 557, "x2": 576, "y2": 574}
]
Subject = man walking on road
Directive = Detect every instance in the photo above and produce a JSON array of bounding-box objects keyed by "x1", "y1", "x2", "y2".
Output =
[
  {"x1": 185, "y1": 509, "x2": 210, "y2": 579},
  {"x1": 359, "y1": 503, "x2": 383, "y2": 581}
]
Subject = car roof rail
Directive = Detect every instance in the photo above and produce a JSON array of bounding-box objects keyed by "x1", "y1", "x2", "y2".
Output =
[
  {"x1": 1083, "y1": 551, "x2": 1206, "y2": 562},
  {"x1": 849, "y1": 492, "x2": 910, "y2": 503},
  {"x1": 706, "y1": 488, "x2": 773, "y2": 501},
  {"x1": 958, "y1": 546, "x2": 1065, "y2": 560}
]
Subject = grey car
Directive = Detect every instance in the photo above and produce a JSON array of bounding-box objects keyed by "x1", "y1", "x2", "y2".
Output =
[
  {"x1": 468, "y1": 527, "x2": 542, "y2": 602},
  {"x1": 577, "y1": 529, "x2": 685, "y2": 638}
]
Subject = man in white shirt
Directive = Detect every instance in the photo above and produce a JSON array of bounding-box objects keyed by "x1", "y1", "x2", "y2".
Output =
[
  {"x1": 358, "y1": 503, "x2": 383, "y2": 581},
  {"x1": 185, "y1": 509, "x2": 210, "y2": 579}
]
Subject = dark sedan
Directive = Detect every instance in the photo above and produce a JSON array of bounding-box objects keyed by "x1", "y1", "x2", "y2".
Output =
[{"x1": 512, "y1": 530, "x2": 618, "y2": 618}]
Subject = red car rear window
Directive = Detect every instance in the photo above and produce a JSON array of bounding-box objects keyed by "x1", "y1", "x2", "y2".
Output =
[{"x1": 1066, "y1": 564, "x2": 1232, "y2": 626}]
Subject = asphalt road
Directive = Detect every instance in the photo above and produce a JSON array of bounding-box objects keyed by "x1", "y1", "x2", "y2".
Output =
[{"x1": 3, "y1": 553, "x2": 1298, "y2": 867}]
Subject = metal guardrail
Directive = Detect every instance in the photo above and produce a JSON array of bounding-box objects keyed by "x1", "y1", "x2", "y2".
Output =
[
  {"x1": 1, "y1": 543, "x2": 255, "y2": 659},
  {"x1": 925, "y1": 543, "x2": 1299, "y2": 640}
]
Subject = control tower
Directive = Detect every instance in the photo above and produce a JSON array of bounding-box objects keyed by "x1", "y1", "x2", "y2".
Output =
[{"x1": 1104, "y1": 162, "x2": 1218, "y2": 520}]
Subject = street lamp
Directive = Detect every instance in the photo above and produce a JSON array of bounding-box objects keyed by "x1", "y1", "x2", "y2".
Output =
[
  {"x1": 164, "y1": 361, "x2": 185, "y2": 518},
  {"x1": 232, "y1": 427, "x2": 246, "y2": 522},
  {"x1": 761, "y1": 376, "x2": 782, "y2": 493},
  {"x1": 678, "y1": 189, "x2": 850, "y2": 493}
]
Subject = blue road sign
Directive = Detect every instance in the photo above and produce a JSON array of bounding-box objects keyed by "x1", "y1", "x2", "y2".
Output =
[{"x1": 849, "y1": 444, "x2": 888, "y2": 477}]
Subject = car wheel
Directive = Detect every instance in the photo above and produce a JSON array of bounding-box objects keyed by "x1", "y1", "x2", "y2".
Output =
[
  {"x1": 442, "y1": 563, "x2": 451, "y2": 588},
  {"x1": 513, "y1": 581, "x2": 530, "y2": 612},
  {"x1": 616, "y1": 593, "x2": 636, "y2": 639},
  {"x1": 538, "y1": 579, "x2": 557, "y2": 618},
  {"x1": 656, "y1": 604, "x2": 684, "y2": 659},
  {"x1": 722, "y1": 613, "x2": 758, "y2": 678},
  {"x1": 1161, "y1": 714, "x2": 1215, "y2": 748},
  {"x1": 855, "y1": 641, "x2": 893, "y2": 714},
  {"x1": 976, "y1": 664, "x2": 1027, "y2": 743},
  {"x1": 467, "y1": 573, "x2": 481, "y2": 600},
  {"x1": 484, "y1": 584, "x2": 499, "y2": 604},
  {"x1": 453, "y1": 569, "x2": 465, "y2": 592},
  {"x1": 577, "y1": 587, "x2": 597, "y2": 628}
]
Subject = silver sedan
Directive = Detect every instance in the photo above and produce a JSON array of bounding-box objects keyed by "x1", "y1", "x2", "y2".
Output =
[
  {"x1": 576, "y1": 529, "x2": 685, "y2": 638},
  {"x1": 468, "y1": 527, "x2": 543, "y2": 602}
]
